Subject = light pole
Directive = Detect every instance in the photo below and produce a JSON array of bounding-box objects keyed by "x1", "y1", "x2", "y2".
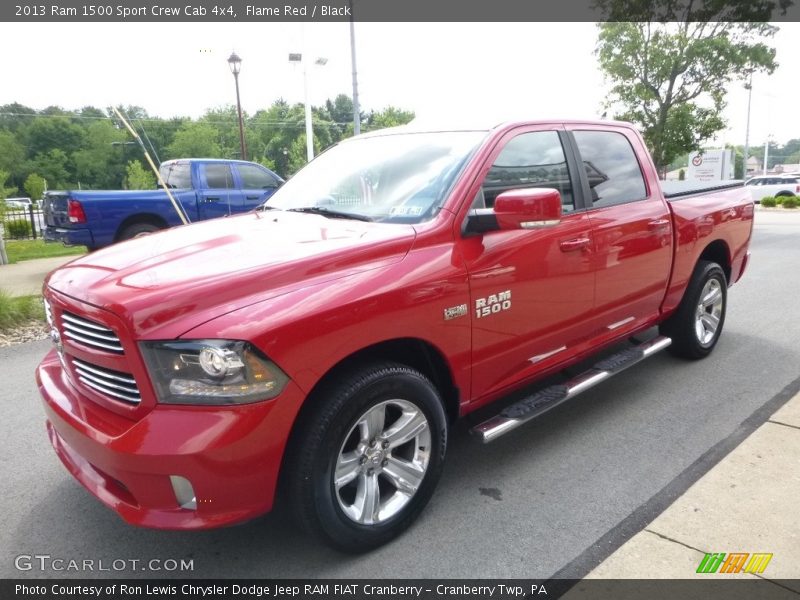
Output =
[
  {"x1": 227, "y1": 51, "x2": 247, "y2": 161},
  {"x1": 289, "y1": 53, "x2": 327, "y2": 162}
]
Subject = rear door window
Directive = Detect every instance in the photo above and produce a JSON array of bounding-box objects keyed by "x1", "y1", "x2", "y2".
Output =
[{"x1": 573, "y1": 130, "x2": 647, "y2": 208}]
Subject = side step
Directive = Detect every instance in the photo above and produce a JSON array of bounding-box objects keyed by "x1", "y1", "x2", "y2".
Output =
[{"x1": 471, "y1": 336, "x2": 672, "y2": 443}]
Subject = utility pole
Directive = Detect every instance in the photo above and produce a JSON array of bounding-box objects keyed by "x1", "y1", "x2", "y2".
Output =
[
  {"x1": 743, "y1": 71, "x2": 752, "y2": 179},
  {"x1": 349, "y1": 0, "x2": 361, "y2": 135}
]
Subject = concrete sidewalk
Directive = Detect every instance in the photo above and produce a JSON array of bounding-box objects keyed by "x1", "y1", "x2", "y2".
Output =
[
  {"x1": 571, "y1": 392, "x2": 800, "y2": 588},
  {"x1": 0, "y1": 255, "x2": 78, "y2": 296}
]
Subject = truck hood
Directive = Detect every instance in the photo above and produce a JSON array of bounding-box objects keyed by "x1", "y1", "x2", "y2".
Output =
[{"x1": 46, "y1": 211, "x2": 416, "y2": 338}]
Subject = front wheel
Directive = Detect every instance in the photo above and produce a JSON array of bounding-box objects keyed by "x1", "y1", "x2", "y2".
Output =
[
  {"x1": 287, "y1": 363, "x2": 447, "y2": 552},
  {"x1": 660, "y1": 260, "x2": 727, "y2": 359}
]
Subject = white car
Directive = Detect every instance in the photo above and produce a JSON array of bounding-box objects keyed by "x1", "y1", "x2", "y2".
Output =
[
  {"x1": 3, "y1": 197, "x2": 32, "y2": 209},
  {"x1": 743, "y1": 175, "x2": 799, "y2": 202}
]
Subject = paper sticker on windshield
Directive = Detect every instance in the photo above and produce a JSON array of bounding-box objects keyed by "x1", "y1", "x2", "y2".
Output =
[{"x1": 390, "y1": 206, "x2": 423, "y2": 216}]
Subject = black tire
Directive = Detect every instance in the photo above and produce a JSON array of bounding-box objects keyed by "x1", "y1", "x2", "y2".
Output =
[
  {"x1": 118, "y1": 222, "x2": 162, "y2": 241},
  {"x1": 660, "y1": 260, "x2": 727, "y2": 360},
  {"x1": 286, "y1": 362, "x2": 447, "y2": 552}
]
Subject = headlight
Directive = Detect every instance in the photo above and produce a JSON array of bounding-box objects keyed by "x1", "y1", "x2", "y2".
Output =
[{"x1": 140, "y1": 340, "x2": 289, "y2": 405}]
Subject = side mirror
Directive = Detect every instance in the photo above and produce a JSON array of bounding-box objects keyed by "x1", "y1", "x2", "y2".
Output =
[{"x1": 494, "y1": 188, "x2": 562, "y2": 230}]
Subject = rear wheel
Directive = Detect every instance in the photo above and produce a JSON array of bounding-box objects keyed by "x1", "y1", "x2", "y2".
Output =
[
  {"x1": 118, "y1": 222, "x2": 162, "y2": 241},
  {"x1": 287, "y1": 363, "x2": 447, "y2": 552},
  {"x1": 660, "y1": 260, "x2": 727, "y2": 359}
]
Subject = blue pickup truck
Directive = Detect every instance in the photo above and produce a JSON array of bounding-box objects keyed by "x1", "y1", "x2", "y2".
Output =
[{"x1": 43, "y1": 158, "x2": 283, "y2": 250}]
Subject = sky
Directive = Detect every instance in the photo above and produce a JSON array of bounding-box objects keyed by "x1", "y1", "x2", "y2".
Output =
[{"x1": 0, "y1": 21, "x2": 798, "y2": 149}]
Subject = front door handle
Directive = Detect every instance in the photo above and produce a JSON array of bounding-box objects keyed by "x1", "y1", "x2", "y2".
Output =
[
  {"x1": 203, "y1": 197, "x2": 220, "y2": 203},
  {"x1": 246, "y1": 195, "x2": 261, "y2": 200},
  {"x1": 559, "y1": 237, "x2": 591, "y2": 252}
]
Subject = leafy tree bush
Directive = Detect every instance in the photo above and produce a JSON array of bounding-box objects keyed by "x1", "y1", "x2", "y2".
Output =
[
  {"x1": 781, "y1": 197, "x2": 798, "y2": 209},
  {"x1": 4, "y1": 219, "x2": 33, "y2": 239},
  {"x1": 24, "y1": 173, "x2": 45, "y2": 203},
  {"x1": 760, "y1": 196, "x2": 777, "y2": 207},
  {"x1": 124, "y1": 160, "x2": 156, "y2": 189}
]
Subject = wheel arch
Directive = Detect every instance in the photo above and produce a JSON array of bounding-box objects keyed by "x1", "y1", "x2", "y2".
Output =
[
  {"x1": 698, "y1": 239, "x2": 731, "y2": 284},
  {"x1": 303, "y1": 337, "x2": 460, "y2": 426}
]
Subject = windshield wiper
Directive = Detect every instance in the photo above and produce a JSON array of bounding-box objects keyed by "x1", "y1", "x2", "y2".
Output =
[{"x1": 286, "y1": 206, "x2": 373, "y2": 222}]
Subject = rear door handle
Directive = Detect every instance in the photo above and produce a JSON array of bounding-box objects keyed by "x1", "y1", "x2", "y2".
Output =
[
  {"x1": 559, "y1": 237, "x2": 591, "y2": 252},
  {"x1": 246, "y1": 195, "x2": 261, "y2": 200},
  {"x1": 204, "y1": 197, "x2": 220, "y2": 203},
  {"x1": 648, "y1": 218, "x2": 670, "y2": 230}
]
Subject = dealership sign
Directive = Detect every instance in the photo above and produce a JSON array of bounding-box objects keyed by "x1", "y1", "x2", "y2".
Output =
[{"x1": 687, "y1": 149, "x2": 735, "y2": 181}]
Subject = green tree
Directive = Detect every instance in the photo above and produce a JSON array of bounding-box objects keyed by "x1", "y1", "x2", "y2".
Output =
[
  {"x1": 165, "y1": 122, "x2": 222, "y2": 158},
  {"x1": 30, "y1": 149, "x2": 70, "y2": 189},
  {"x1": 23, "y1": 173, "x2": 46, "y2": 202},
  {"x1": 0, "y1": 130, "x2": 24, "y2": 179},
  {"x1": 0, "y1": 169, "x2": 18, "y2": 199},
  {"x1": 72, "y1": 120, "x2": 128, "y2": 188},
  {"x1": 364, "y1": 106, "x2": 415, "y2": 131},
  {"x1": 596, "y1": 13, "x2": 778, "y2": 172},
  {"x1": 124, "y1": 160, "x2": 156, "y2": 190}
]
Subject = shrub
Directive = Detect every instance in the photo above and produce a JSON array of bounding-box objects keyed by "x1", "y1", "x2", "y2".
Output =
[
  {"x1": 781, "y1": 197, "x2": 798, "y2": 209},
  {"x1": 3, "y1": 219, "x2": 33, "y2": 239},
  {"x1": 760, "y1": 196, "x2": 777, "y2": 207},
  {"x1": 0, "y1": 292, "x2": 43, "y2": 332},
  {"x1": 775, "y1": 196, "x2": 785, "y2": 205}
]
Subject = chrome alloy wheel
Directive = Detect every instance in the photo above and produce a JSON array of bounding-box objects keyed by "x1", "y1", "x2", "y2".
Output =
[
  {"x1": 695, "y1": 278, "x2": 724, "y2": 346},
  {"x1": 334, "y1": 399, "x2": 431, "y2": 525}
]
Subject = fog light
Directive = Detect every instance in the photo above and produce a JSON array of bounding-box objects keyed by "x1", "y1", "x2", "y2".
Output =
[{"x1": 170, "y1": 475, "x2": 197, "y2": 510}]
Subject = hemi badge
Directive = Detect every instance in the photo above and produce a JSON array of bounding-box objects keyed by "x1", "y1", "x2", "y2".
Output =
[{"x1": 444, "y1": 304, "x2": 468, "y2": 320}]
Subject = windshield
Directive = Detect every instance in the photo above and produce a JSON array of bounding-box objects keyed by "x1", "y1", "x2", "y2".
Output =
[{"x1": 265, "y1": 131, "x2": 486, "y2": 223}]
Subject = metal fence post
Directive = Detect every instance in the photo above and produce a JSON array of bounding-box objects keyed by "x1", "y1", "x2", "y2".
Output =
[
  {"x1": 0, "y1": 226, "x2": 8, "y2": 265},
  {"x1": 29, "y1": 204, "x2": 37, "y2": 240}
]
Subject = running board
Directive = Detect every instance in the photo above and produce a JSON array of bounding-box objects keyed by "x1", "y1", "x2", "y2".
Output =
[{"x1": 471, "y1": 336, "x2": 672, "y2": 443}]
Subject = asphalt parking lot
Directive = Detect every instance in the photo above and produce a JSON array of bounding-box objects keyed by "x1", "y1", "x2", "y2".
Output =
[{"x1": 1, "y1": 209, "x2": 798, "y2": 580}]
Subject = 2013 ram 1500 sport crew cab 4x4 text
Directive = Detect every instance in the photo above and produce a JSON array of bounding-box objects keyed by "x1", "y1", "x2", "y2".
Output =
[{"x1": 37, "y1": 120, "x2": 753, "y2": 551}]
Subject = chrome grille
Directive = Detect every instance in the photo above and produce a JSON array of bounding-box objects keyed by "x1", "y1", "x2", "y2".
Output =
[
  {"x1": 43, "y1": 298, "x2": 54, "y2": 327},
  {"x1": 61, "y1": 312, "x2": 124, "y2": 353},
  {"x1": 72, "y1": 358, "x2": 141, "y2": 404}
]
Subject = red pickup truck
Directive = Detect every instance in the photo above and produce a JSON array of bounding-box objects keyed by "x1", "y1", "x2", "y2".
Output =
[{"x1": 37, "y1": 120, "x2": 753, "y2": 552}]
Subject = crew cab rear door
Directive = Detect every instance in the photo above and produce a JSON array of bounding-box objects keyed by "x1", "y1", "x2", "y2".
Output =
[
  {"x1": 566, "y1": 125, "x2": 673, "y2": 336},
  {"x1": 458, "y1": 125, "x2": 596, "y2": 403}
]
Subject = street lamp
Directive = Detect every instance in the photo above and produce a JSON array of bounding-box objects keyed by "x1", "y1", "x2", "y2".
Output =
[
  {"x1": 227, "y1": 51, "x2": 247, "y2": 161},
  {"x1": 289, "y1": 53, "x2": 328, "y2": 162}
]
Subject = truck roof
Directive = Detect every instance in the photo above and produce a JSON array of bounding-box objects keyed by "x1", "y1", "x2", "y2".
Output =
[{"x1": 355, "y1": 117, "x2": 637, "y2": 138}]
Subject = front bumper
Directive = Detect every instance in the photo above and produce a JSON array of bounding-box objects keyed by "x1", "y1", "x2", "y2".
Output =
[
  {"x1": 44, "y1": 226, "x2": 94, "y2": 248},
  {"x1": 37, "y1": 349, "x2": 304, "y2": 530}
]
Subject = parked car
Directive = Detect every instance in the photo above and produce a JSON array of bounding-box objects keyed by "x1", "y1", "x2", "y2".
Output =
[
  {"x1": 42, "y1": 159, "x2": 283, "y2": 250},
  {"x1": 3, "y1": 197, "x2": 32, "y2": 210},
  {"x1": 37, "y1": 119, "x2": 753, "y2": 552},
  {"x1": 743, "y1": 174, "x2": 800, "y2": 202}
]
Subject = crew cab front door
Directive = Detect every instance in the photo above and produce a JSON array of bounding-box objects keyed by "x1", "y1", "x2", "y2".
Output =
[
  {"x1": 198, "y1": 162, "x2": 244, "y2": 219},
  {"x1": 458, "y1": 126, "x2": 596, "y2": 405},
  {"x1": 234, "y1": 163, "x2": 282, "y2": 210}
]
